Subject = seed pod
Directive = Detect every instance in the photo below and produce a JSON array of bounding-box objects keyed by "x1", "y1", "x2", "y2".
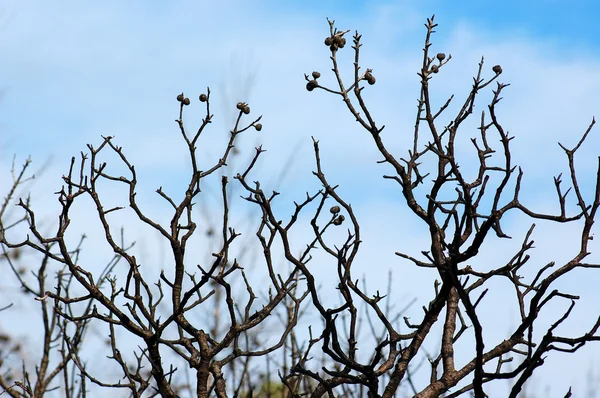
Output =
[
  {"x1": 338, "y1": 37, "x2": 346, "y2": 48},
  {"x1": 242, "y1": 105, "x2": 250, "y2": 114},
  {"x1": 333, "y1": 215, "x2": 345, "y2": 226},
  {"x1": 183, "y1": 97, "x2": 191, "y2": 106},
  {"x1": 306, "y1": 80, "x2": 318, "y2": 91},
  {"x1": 325, "y1": 37, "x2": 333, "y2": 46},
  {"x1": 492, "y1": 65, "x2": 503, "y2": 74},
  {"x1": 254, "y1": 123, "x2": 262, "y2": 131},
  {"x1": 365, "y1": 72, "x2": 376, "y2": 85},
  {"x1": 330, "y1": 205, "x2": 340, "y2": 214},
  {"x1": 436, "y1": 53, "x2": 446, "y2": 61},
  {"x1": 330, "y1": 43, "x2": 338, "y2": 52},
  {"x1": 199, "y1": 94, "x2": 208, "y2": 102},
  {"x1": 236, "y1": 102, "x2": 244, "y2": 110},
  {"x1": 431, "y1": 64, "x2": 439, "y2": 74},
  {"x1": 312, "y1": 71, "x2": 321, "y2": 79},
  {"x1": 177, "y1": 93, "x2": 184, "y2": 102}
]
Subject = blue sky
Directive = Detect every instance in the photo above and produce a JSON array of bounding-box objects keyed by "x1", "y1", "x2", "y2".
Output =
[{"x1": 1, "y1": 1, "x2": 600, "y2": 396}]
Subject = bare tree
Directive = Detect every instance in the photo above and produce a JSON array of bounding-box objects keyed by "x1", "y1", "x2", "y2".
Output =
[{"x1": 1, "y1": 16, "x2": 599, "y2": 398}]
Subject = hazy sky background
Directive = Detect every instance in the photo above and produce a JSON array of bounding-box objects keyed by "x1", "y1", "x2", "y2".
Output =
[{"x1": 1, "y1": 1, "x2": 599, "y2": 396}]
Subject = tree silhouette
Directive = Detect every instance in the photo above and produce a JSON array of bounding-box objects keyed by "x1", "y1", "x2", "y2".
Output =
[{"x1": 1, "y1": 16, "x2": 599, "y2": 398}]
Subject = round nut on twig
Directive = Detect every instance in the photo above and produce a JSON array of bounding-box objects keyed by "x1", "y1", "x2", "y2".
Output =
[
  {"x1": 236, "y1": 102, "x2": 245, "y2": 110},
  {"x1": 332, "y1": 215, "x2": 345, "y2": 226},
  {"x1": 431, "y1": 64, "x2": 439, "y2": 74},
  {"x1": 338, "y1": 37, "x2": 346, "y2": 48},
  {"x1": 492, "y1": 65, "x2": 503, "y2": 74},
  {"x1": 330, "y1": 205, "x2": 341, "y2": 214},
  {"x1": 312, "y1": 71, "x2": 321, "y2": 79},
  {"x1": 329, "y1": 43, "x2": 338, "y2": 52},
  {"x1": 306, "y1": 80, "x2": 318, "y2": 91},
  {"x1": 183, "y1": 97, "x2": 191, "y2": 106},
  {"x1": 436, "y1": 53, "x2": 446, "y2": 61},
  {"x1": 325, "y1": 36, "x2": 333, "y2": 46},
  {"x1": 254, "y1": 123, "x2": 262, "y2": 131},
  {"x1": 365, "y1": 72, "x2": 376, "y2": 85},
  {"x1": 177, "y1": 93, "x2": 184, "y2": 102},
  {"x1": 199, "y1": 93, "x2": 208, "y2": 102},
  {"x1": 242, "y1": 105, "x2": 250, "y2": 114}
]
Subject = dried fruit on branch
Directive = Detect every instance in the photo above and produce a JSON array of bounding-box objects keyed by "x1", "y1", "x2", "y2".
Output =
[
  {"x1": 365, "y1": 71, "x2": 376, "y2": 85},
  {"x1": 333, "y1": 215, "x2": 345, "y2": 226},
  {"x1": 306, "y1": 80, "x2": 318, "y2": 91}
]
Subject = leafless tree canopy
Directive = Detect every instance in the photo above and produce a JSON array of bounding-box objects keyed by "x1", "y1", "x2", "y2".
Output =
[{"x1": 1, "y1": 16, "x2": 599, "y2": 398}]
